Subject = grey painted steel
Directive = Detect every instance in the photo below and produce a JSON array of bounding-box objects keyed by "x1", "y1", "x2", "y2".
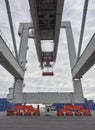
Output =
[
  {"x1": 13, "y1": 23, "x2": 32, "y2": 103},
  {"x1": 62, "y1": 21, "x2": 84, "y2": 102},
  {"x1": 72, "y1": 33, "x2": 95, "y2": 78},
  {"x1": 7, "y1": 22, "x2": 84, "y2": 104},
  {"x1": 5, "y1": 0, "x2": 18, "y2": 59},
  {"x1": 13, "y1": 79, "x2": 23, "y2": 103},
  {"x1": 7, "y1": 88, "x2": 13, "y2": 101},
  {"x1": 29, "y1": 0, "x2": 64, "y2": 67},
  {"x1": 73, "y1": 79, "x2": 83, "y2": 93},
  {"x1": 23, "y1": 92, "x2": 84, "y2": 104},
  {"x1": 72, "y1": 79, "x2": 84, "y2": 103},
  {"x1": 28, "y1": 0, "x2": 43, "y2": 64},
  {"x1": 18, "y1": 23, "x2": 30, "y2": 69},
  {"x1": 0, "y1": 36, "x2": 24, "y2": 79},
  {"x1": 61, "y1": 21, "x2": 71, "y2": 28},
  {"x1": 8, "y1": 92, "x2": 84, "y2": 104},
  {"x1": 25, "y1": 92, "x2": 74, "y2": 104},
  {"x1": 77, "y1": 0, "x2": 89, "y2": 58},
  {"x1": 64, "y1": 21, "x2": 77, "y2": 69},
  {"x1": 54, "y1": 0, "x2": 64, "y2": 62}
]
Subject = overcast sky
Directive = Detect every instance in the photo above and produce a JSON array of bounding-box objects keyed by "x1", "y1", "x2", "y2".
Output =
[{"x1": 0, "y1": 0, "x2": 95, "y2": 101}]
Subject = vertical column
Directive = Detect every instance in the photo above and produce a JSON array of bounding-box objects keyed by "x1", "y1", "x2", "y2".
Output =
[
  {"x1": 64, "y1": 22, "x2": 84, "y2": 103},
  {"x1": 13, "y1": 79, "x2": 24, "y2": 103},
  {"x1": 7, "y1": 88, "x2": 14, "y2": 102},
  {"x1": 13, "y1": 23, "x2": 31, "y2": 103}
]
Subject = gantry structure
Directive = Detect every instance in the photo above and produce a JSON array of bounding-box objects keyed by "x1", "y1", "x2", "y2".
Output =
[{"x1": 0, "y1": 0, "x2": 95, "y2": 104}]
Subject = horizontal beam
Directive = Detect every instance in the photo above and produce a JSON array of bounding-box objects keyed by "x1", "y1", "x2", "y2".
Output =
[
  {"x1": 0, "y1": 36, "x2": 24, "y2": 79},
  {"x1": 29, "y1": 0, "x2": 43, "y2": 63},
  {"x1": 72, "y1": 33, "x2": 95, "y2": 78},
  {"x1": 53, "y1": 0, "x2": 64, "y2": 61},
  {"x1": 7, "y1": 91, "x2": 84, "y2": 104},
  {"x1": 29, "y1": 0, "x2": 64, "y2": 65}
]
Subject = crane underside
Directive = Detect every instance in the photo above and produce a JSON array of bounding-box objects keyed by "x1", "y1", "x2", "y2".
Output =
[
  {"x1": 29, "y1": 0, "x2": 64, "y2": 75},
  {"x1": 0, "y1": 0, "x2": 94, "y2": 104}
]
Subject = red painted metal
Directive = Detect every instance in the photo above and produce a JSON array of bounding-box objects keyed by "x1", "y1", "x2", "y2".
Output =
[
  {"x1": 42, "y1": 71, "x2": 54, "y2": 76},
  {"x1": 57, "y1": 105, "x2": 91, "y2": 116},
  {"x1": 7, "y1": 105, "x2": 40, "y2": 116}
]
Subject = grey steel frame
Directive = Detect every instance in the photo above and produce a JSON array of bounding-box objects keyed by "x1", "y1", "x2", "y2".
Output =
[{"x1": 7, "y1": 22, "x2": 84, "y2": 104}]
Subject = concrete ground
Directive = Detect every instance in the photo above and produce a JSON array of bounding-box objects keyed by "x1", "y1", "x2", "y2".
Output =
[{"x1": 0, "y1": 111, "x2": 95, "y2": 130}]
